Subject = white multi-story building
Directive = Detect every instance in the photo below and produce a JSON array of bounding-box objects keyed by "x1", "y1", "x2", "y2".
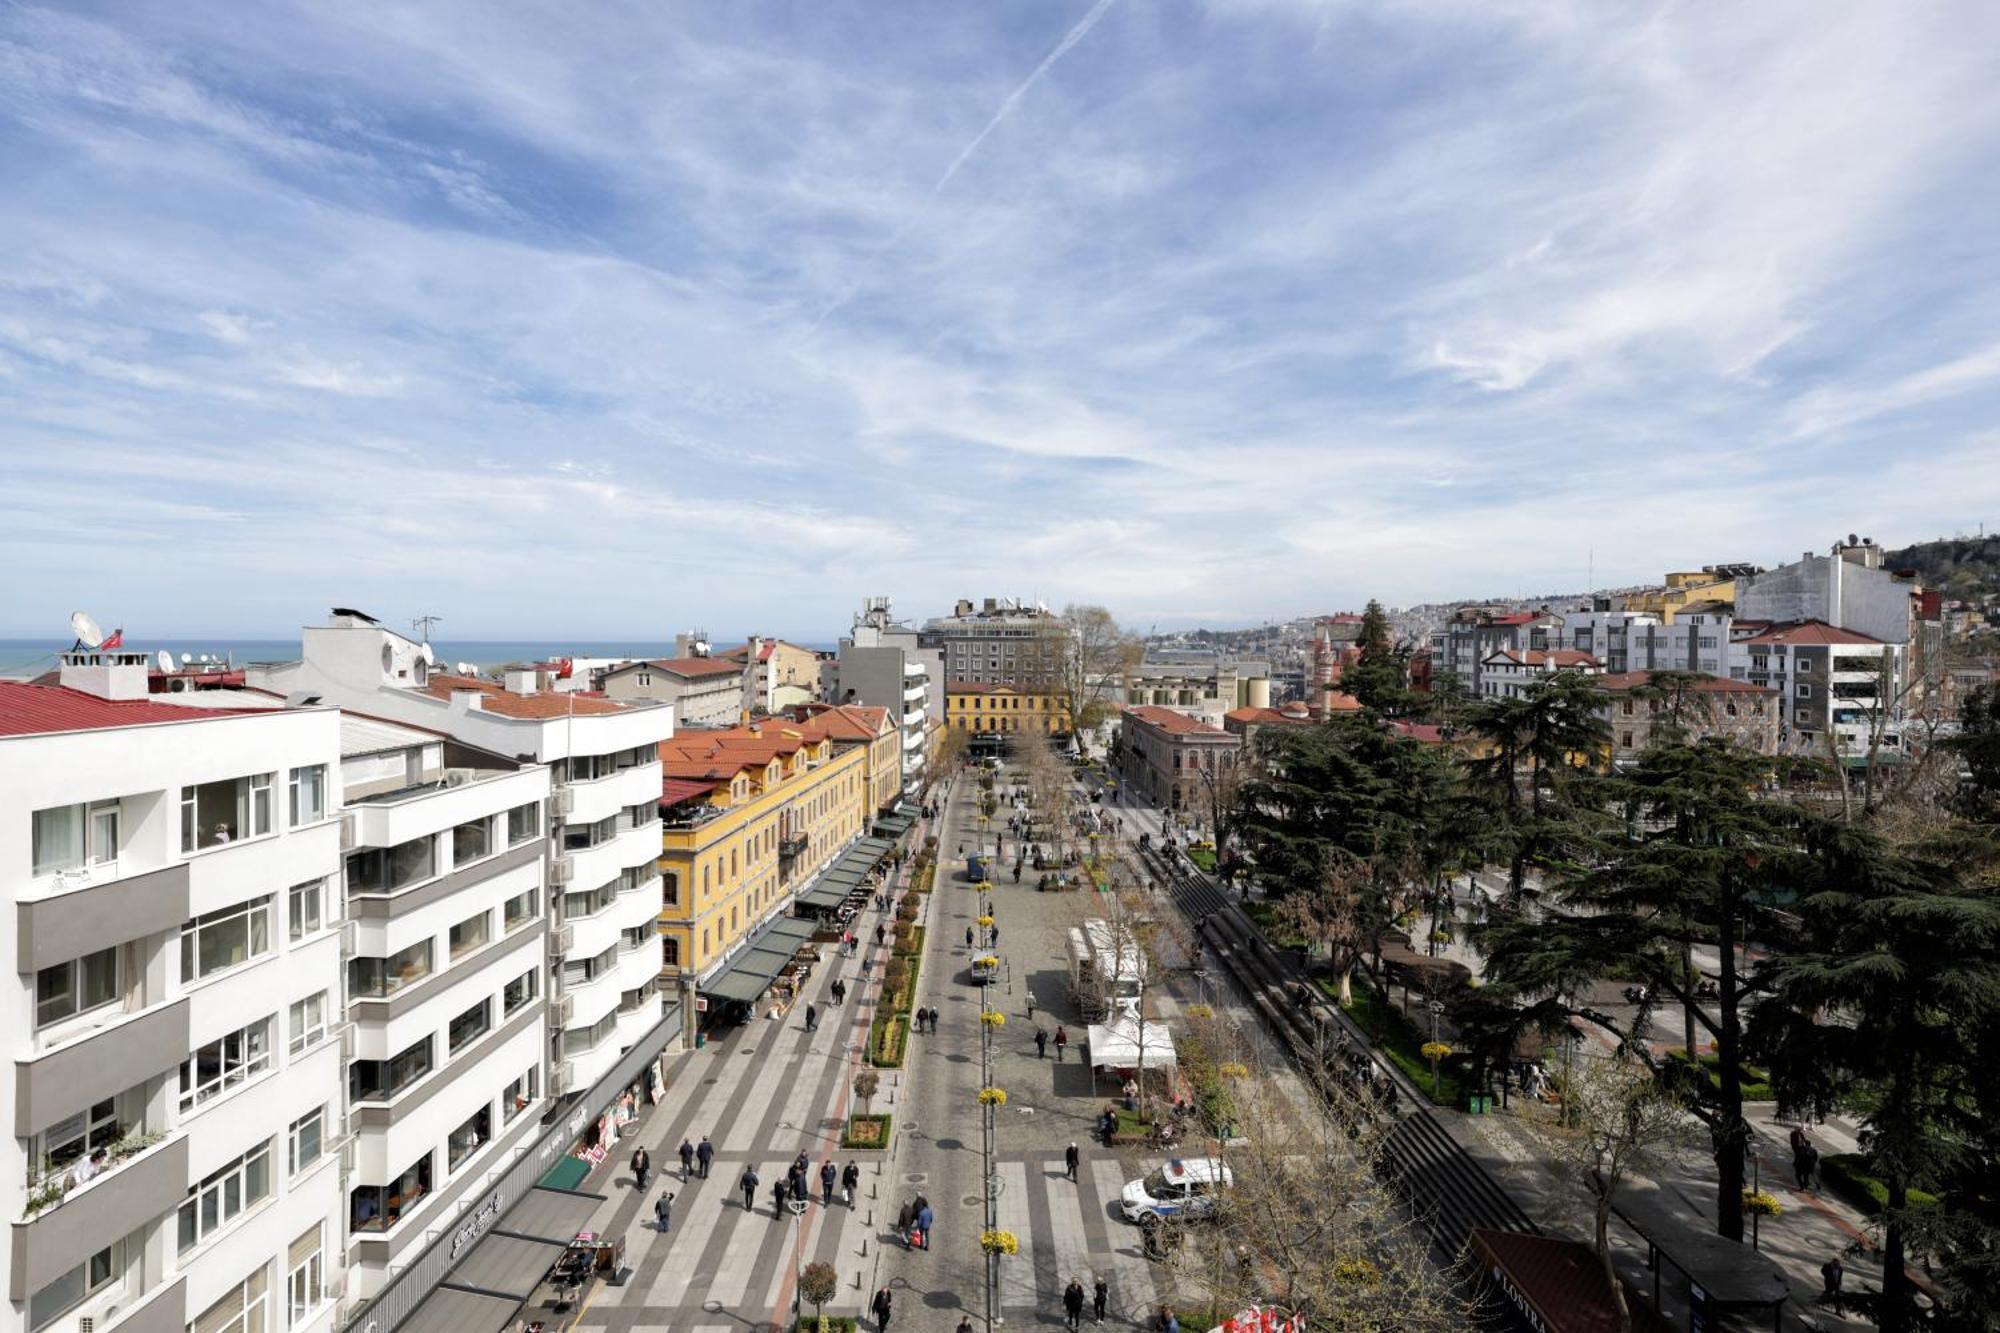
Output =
[
  {"x1": 333, "y1": 717, "x2": 551, "y2": 1298},
  {"x1": 1475, "y1": 649, "x2": 1604, "y2": 698},
  {"x1": 250, "y1": 612, "x2": 674, "y2": 1097},
  {"x1": 834, "y1": 598, "x2": 940, "y2": 802},
  {"x1": 1555, "y1": 609, "x2": 1733, "y2": 677},
  {"x1": 2, "y1": 652, "x2": 346, "y2": 1333},
  {"x1": 1727, "y1": 621, "x2": 1906, "y2": 758}
]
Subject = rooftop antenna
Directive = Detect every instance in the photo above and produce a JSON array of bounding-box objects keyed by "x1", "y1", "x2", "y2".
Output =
[
  {"x1": 412, "y1": 614, "x2": 443, "y2": 642},
  {"x1": 69, "y1": 611, "x2": 104, "y2": 649}
]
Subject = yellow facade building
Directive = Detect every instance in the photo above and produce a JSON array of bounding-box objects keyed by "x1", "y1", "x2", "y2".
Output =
[
  {"x1": 1625, "y1": 570, "x2": 1740, "y2": 623},
  {"x1": 655, "y1": 716, "x2": 868, "y2": 980},
  {"x1": 945, "y1": 682, "x2": 1072, "y2": 736}
]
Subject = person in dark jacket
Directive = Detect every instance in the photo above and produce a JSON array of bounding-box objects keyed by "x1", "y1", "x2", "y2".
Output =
[
  {"x1": 820, "y1": 1159, "x2": 837, "y2": 1206},
  {"x1": 842, "y1": 1159, "x2": 861, "y2": 1205},
  {"x1": 740, "y1": 1166, "x2": 759, "y2": 1211},
  {"x1": 1094, "y1": 1278, "x2": 1109, "y2": 1322},
  {"x1": 1063, "y1": 1279, "x2": 1086, "y2": 1329},
  {"x1": 871, "y1": 1286, "x2": 893, "y2": 1331},
  {"x1": 678, "y1": 1138, "x2": 695, "y2": 1179},
  {"x1": 915, "y1": 1202, "x2": 934, "y2": 1248},
  {"x1": 654, "y1": 1191, "x2": 674, "y2": 1232},
  {"x1": 1054, "y1": 1025, "x2": 1068, "y2": 1061},
  {"x1": 697, "y1": 1136, "x2": 714, "y2": 1178},
  {"x1": 1065, "y1": 1142, "x2": 1080, "y2": 1181},
  {"x1": 1036, "y1": 1028, "x2": 1049, "y2": 1058},
  {"x1": 805, "y1": 1003, "x2": 819, "y2": 1032},
  {"x1": 630, "y1": 1147, "x2": 650, "y2": 1189}
]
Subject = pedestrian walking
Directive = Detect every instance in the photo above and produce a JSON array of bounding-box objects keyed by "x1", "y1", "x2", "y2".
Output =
[
  {"x1": 959, "y1": 1317, "x2": 976, "y2": 1333},
  {"x1": 740, "y1": 1167, "x2": 759, "y2": 1211},
  {"x1": 1795, "y1": 1141, "x2": 1820, "y2": 1190},
  {"x1": 654, "y1": 1191, "x2": 674, "y2": 1232},
  {"x1": 990, "y1": 925, "x2": 1000, "y2": 946},
  {"x1": 926, "y1": 1006, "x2": 938, "y2": 1033},
  {"x1": 820, "y1": 1160, "x2": 837, "y2": 1206},
  {"x1": 871, "y1": 1286, "x2": 894, "y2": 1332},
  {"x1": 896, "y1": 1199, "x2": 914, "y2": 1236},
  {"x1": 1027, "y1": 989, "x2": 1036, "y2": 1019},
  {"x1": 876, "y1": 924, "x2": 887, "y2": 946},
  {"x1": 966, "y1": 925, "x2": 975, "y2": 948},
  {"x1": 773, "y1": 1178, "x2": 790, "y2": 1216},
  {"x1": 630, "y1": 1147, "x2": 651, "y2": 1190},
  {"x1": 1055, "y1": 1025, "x2": 1068, "y2": 1061},
  {"x1": 791, "y1": 1172, "x2": 808, "y2": 1204},
  {"x1": 678, "y1": 1138, "x2": 694, "y2": 1179},
  {"x1": 806, "y1": 1003, "x2": 819, "y2": 1033},
  {"x1": 915, "y1": 1202, "x2": 934, "y2": 1248},
  {"x1": 1064, "y1": 1279, "x2": 1086, "y2": 1330},
  {"x1": 1820, "y1": 1256, "x2": 1845, "y2": 1311},
  {"x1": 1065, "y1": 1142, "x2": 1080, "y2": 1182},
  {"x1": 1093, "y1": 1278, "x2": 1108, "y2": 1322},
  {"x1": 842, "y1": 1160, "x2": 860, "y2": 1206},
  {"x1": 1036, "y1": 1028, "x2": 1048, "y2": 1059},
  {"x1": 697, "y1": 1136, "x2": 714, "y2": 1179}
]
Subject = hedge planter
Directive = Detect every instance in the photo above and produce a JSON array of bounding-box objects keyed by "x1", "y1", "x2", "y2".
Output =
[
  {"x1": 869, "y1": 1013, "x2": 908, "y2": 1068},
  {"x1": 797, "y1": 1319, "x2": 858, "y2": 1333},
  {"x1": 842, "y1": 1113, "x2": 893, "y2": 1150}
]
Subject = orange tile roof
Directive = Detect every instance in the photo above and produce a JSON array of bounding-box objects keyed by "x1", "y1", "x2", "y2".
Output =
[
  {"x1": 0, "y1": 681, "x2": 270, "y2": 737},
  {"x1": 1739, "y1": 619, "x2": 1886, "y2": 647},
  {"x1": 787, "y1": 703, "x2": 892, "y2": 739},
  {"x1": 424, "y1": 673, "x2": 633, "y2": 719},
  {"x1": 608, "y1": 657, "x2": 743, "y2": 680},
  {"x1": 1123, "y1": 705, "x2": 1234, "y2": 737},
  {"x1": 1224, "y1": 705, "x2": 1317, "y2": 726},
  {"x1": 1596, "y1": 671, "x2": 1775, "y2": 694}
]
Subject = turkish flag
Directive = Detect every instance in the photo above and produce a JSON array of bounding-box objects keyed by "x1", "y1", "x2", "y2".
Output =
[
  {"x1": 557, "y1": 657, "x2": 574, "y2": 679},
  {"x1": 100, "y1": 628, "x2": 125, "y2": 650}
]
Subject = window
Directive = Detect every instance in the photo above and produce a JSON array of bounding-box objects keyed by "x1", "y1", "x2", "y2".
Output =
[
  {"x1": 503, "y1": 1065, "x2": 539, "y2": 1123},
  {"x1": 452, "y1": 816, "x2": 493, "y2": 866},
  {"x1": 563, "y1": 944, "x2": 619, "y2": 985},
  {"x1": 621, "y1": 923, "x2": 651, "y2": 952},
  {"x1": 350, "y1": 1153, "x2": 432, "y2": 1232},
  {"x1": 503, "y1": 968, "x2": 538, "y2": 1016},
  {"x1": 561, "y1": 881, "x2": 616, "y2": 920},
  {"x1": 562, "y1": 814, "x2": 617, "y2": 851},
  {"x1": 287, "y1": 879, "x2": 325, "y2": 941},
  {"x1": 348, "y1": 939, "x2": 433, "y2": 998},
  {"x1": 180, "y1": 896, "x2": 274, "y2": 982},
  {"x1": 1796, "y1": 684, "x2": 1812, "y2": 698},
  {"x1": 180, "y1": 774, "x2": 274, "y2": 852},
  {"x1": 288, "y1": 766, "x2": 326, "y2": 826},
  {"x1": 35, "y1": 947, "x2": 119, "y2": 1028},
  {"x1": 504, "y1": 888, "x2": 538, "y2": 931},
  {"x1": 189, "y1": 1265, "x2": 268, "y2": 1333},
  {"x1": 447, "y1": 998, "x2": 491, "y2": 1054},
  {"x1": 288, "y1": 991, "x2": 328, "y2": 1055},
  {"x1": 287, "y1": 1108, "x2": 324, "y2": 1177},
  {"x1": 448, "y1": 1105, "x2": 491, "y2": 1172},
  {"x1": 448, "y1": 910, "x2": 491, "y2": 960},
  {"x1": 1621, "y1": 732, "x2": 1634, "y2": 747},
  {"x1": 508, "y1": 801, "x2": 540, "y2": 844},
  {"x1": 562, "y1": 1010, "x2": 618, "y2": 1055},
  {"x1": 28, "y1": 1242, "x2": 117, "y2": 1332},
  {"x1": 1797, "y1": 657, "x2": 1814, "y2": 673},
  {"x1": 180, "y1": 1018, "x2": 275, "y2": 1111},
  {"x1": 177, "y1": 1141, "x2": 273, "y2": 1253},
  {"x1": 31, "y1": 1098, "x2": 123, "y2": 1186},
  {"x1": 346, "y1": 836, "x2": 437, "y2": 893},
  {"x1": 32, "y1": 802, "x2": 120, "y2": 877},
  {"x1": 287, "y1": 1225, "x2": 325, "y2": 1326},
  {"x1": 348, "y1": 1036, "x2": 433, "y2": 1102},
  {"x1": 662, "y1": 937, "x2": 680, "y2": 968}
]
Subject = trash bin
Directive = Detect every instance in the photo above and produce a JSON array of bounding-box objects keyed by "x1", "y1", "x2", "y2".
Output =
[{"x1": 695, "y1": 1032, "x2": 707, "y2": 1049}]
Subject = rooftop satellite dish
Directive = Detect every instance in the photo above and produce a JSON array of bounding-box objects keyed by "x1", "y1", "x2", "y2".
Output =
[
  {"x1": 69, "y1": 611, "x2": 104, "y2": 648},
  {"x1": 421, "y1": 643, "x2": 436, "y2": 665},
  {"x1": 157, "y1": 649, "x2": 176, "y2": 674},
  {"x1": 180, "y1": 652, "x2": 192, "y2": 665}
]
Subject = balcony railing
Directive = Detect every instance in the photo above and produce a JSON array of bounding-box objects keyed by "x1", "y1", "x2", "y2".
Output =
[
  {"x1": 23, "y1": 1127, "x2": 172, "y2": 1222},
  {"x1": 779, "y1": 835, "x2": 808, "y2": 861}
]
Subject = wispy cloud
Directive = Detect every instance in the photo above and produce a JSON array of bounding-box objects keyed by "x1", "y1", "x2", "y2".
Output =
[{"x1": 1, "y1": 0, "x2": 1996, "y2": 636}]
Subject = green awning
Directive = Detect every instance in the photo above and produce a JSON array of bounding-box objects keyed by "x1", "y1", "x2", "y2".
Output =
[
  {"x1": 798, "y1": 884, "x2": 848, "y2": 910},
  {"x1": 538, "y1": 1156, "x2": 590, "y2": 1191}
]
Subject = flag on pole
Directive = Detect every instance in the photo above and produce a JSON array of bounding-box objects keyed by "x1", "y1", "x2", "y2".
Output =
[
  {"x1": 100, "y1": 628, "x2": 125, "y2": 650},
  {"x1": 556, "y1": 657, "x2": 574, "y2": 680}
]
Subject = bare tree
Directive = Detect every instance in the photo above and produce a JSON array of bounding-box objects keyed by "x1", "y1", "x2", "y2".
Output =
[
  {"x1": 1276, "y1": 856, "x2": 1368, "y2": 1004},
  {"x1": 1033, "y1": 605, "x2": 1143, "y2": 758},
  {"x1": 1519, "y1": 1057, "x2": 1692, "y2": 1333}
]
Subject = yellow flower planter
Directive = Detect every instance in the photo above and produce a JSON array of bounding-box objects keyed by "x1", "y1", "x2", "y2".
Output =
[
  {"x1": 977, "y1": 1087, "x2": 1009, "y2": 1107},
  {"x1": 980, "y1": 1230, "x2": 1020, "y2": 1255}
]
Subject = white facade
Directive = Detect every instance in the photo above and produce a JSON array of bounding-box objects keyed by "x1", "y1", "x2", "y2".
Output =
[{"x1": 2, "y1": 658, "x2": 345, "y2": 1333}]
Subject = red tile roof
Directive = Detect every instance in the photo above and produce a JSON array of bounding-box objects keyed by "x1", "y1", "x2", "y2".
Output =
[
  {"x1": 660, "y1": 777, "x2": 720, "y2": 807},
  {"x1": 1470, "y1": 1230, "x2": 1671, "y2": 1333},
  {"x1": 0, "y1": 681, "x2": 270, "y2": 738},
  {"x1": 1485, "y1": 612, "x2": 1541, "y2": 626},
  {"x1": 608, "y1": 657, "x2": 742, "y2": 680},
  {"x1": 1387, "y1": 719, "x2": 1449, "y2": 744},
  {"x1": 1595, "y1": 671, "x2": 1775, "y2": 694},
  {"x1": 1738, "y1": 619, "x2": 1886, "y2": 647},
  {"x1": 423, "y1": 673, "x2": 632, "y2": 719},
  {"x1": 1123, "y1": 705, "x2": 1234, "y2": 738},
  {"x1": 786, "y1": 703, "x2": 892, "y2": 739},
  {"x1": 1224, "y1": 704, "x2": 1323, "y2": 726}
]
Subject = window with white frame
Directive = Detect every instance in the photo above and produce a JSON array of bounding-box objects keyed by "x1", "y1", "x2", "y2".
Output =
[
  {"x1": 180, "y1": 1017, "x2": 275, "y2": 1111},
  {"x1": 287, "y1": 1225, "x2": 324, "y2": 1326},
  {"x1": 181, "y1": 774, "x2": 274, "y2": 852},
  {"x1": 30, "y1": 801, "x2": 120, "y2": 877},
  {"x1": 30, "y1": 1097, "x2": 124, "y2": 1188},
  {"x1": 190, "y1": 1264, "x2": 268, "y2": 1333},
  {"x1": 177, "y1": 1141, "x2": 273, "y2": 1253},
  {"x1": 503, "y1": 1065, "x2": 539, "y2": 1122},
  {"x1": 288, "y1": 991, "x2": 328, "y2": 1055},
  {"x1": 507, "y1": 802, "x2": 540, "y2": 844},
  {"x1": 180, "y1": 895, "x2": 274, "y2": 982},
  {"x1": 288, "y1": 765, "x2": 326, "y2": 826},
  {"x1": 503, "y1": 888, "x2": 538, "y2": 931},
  {"x1": 502, "y1": 968, "x2": 537, "y2": 1016},
  {"x1": 287, "y1": 1107, "x2": 324, "y2": 1177},
  {"x1": 35, "y1": 946, "x2": 120, "y2": 1028},
  {"x1": 287, "y1": 879, "x2": 325, "y2": 942}
]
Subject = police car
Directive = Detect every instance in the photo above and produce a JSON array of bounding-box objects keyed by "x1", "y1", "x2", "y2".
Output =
[{"x1": 1119, "y1": 1157, "x2": 1232, "y2": 1224}]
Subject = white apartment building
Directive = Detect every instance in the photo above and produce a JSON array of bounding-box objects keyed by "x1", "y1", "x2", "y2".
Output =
[
  {"x1": 333, "y1": 718, "x2": 551, "y2": 1298},
  {"x1": 2, "y1": 654, "x2": 346, "y2": 1333},
  {"x1": 1475, "y1": 649, "x2": 1603, "y2": 698},
  {"x1": 834, "y1": 598, "x2": 940, "y2": 802},
  {"x1": 1556, "y1": 610, "x2": 1733, "y2": 677},
  {"x1": 1727, "y1": 621, "x2": 1906, "y2": 759},
  {"x1": 249, "y1": 613, "x2": 675, "y2": 1098}
]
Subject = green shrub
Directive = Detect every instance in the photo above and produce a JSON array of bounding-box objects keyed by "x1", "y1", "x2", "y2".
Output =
[
  {"x1": 1664, "y1": 1049, "x2": 1775, "y2": 1102},
  {"x1": 797, "y1": 1316, "x2": 859, "y2": 1333},
  {"x1": 1332, "y1": 978, "x2": 1469, "y2": 1106},
  {"x1": 840, "y1": 1114, "x2": 892, "y2": 1151},
  {"x1": 1818, "y1": 1154, "x2": 1940, "y2": 1215}
]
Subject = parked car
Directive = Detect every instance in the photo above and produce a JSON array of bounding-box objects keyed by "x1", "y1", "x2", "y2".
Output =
[{"x1": 1119, "y1": 1157, "x2": 1232, "y2": 1224}]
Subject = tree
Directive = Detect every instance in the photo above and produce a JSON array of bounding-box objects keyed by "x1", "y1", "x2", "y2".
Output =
[
  {"x1": 1192, "y1": 746, "x2": 1247, "y2": 871},
  {"x1": 1344, "y1": 600, "x2": 1416, "y2": 715},
  {"x1": 1955, "y1": 683, "x2": 2000, "y2": 821},
  {"x1": 852, "y1": 1069, "x2": 880, "y2": 1116},
  {"x1": 798, "y1": 1260, "x2": 839, "y2": 1330},
  {"x1": 1461, "y1": 671, "x2": 1611, "y2": 904},
  {"x1": 1043, "y1": 605, "x2": 1142, "y2": 756},
  {"x1": 1750, "y1": 826, "x2": 2000, "y2": 1332},
  {"x1": 1480, "y1": 739, "x2": 1822, "y2": 1243},
  {"x1": 1521, "y1": 1059, "x2": 1692, "y2": 1333}
]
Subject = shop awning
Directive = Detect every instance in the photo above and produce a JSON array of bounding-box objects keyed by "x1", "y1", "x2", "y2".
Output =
[
  {"x1": 1087, "y1": 1015, "x2": 1177, "y2": 1069},
  {"x1": 390, "y1": 1288, "x2": 521, "y2": 1333},
  {"x1": 873, "y1": 810, "x2": 917, "y2": 839},
  {"x1": 390, "y1": 1188, "x2": 606, "y2": 1333},
  {"x1": 1470, "y1": 1229, "x2": 1672, "y2": 1333},
  {"x1": 797, "y1": 884, "x2": 849, "y2": 911},
  {"x1": 701, "y1": 916, "x2": 820, "y2": 1004}
]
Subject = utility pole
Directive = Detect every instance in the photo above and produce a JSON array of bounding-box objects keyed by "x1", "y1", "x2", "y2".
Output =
[{"x1": 411, "y1": 613, "x2": 443, "y2": 642}]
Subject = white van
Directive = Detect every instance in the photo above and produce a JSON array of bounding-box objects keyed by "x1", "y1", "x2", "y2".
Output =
[{"x1": 1119, "y1": 1157, "x2": 1232, "y2": 1224}]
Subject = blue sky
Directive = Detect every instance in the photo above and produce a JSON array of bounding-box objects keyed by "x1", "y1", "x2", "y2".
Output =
[{"x1": 2, "y1": 1, "x2": 1997, "y2": 638}]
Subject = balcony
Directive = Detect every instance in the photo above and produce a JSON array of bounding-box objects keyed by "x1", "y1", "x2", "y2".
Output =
[
  {"x1": 779, "y1": 834, "x2": 809, "y2": 863},
  {"x1": 16, "y1": 1000, "x2": 188, "y2": 1133},
  {"x1": 562, "y1": 762, "x2": 664, "y2": 825},
  {"x1": 10, "y1": 1132, "x2": 188, "y2": 1299},
  {"x1": 17, "y1": 863, "x2": 189, "y2": 973}
]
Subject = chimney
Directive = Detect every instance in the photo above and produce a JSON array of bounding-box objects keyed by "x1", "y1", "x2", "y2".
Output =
[
  {"x1": 502, "y1": 669, "x2": 537, "y2": 696},
  {"x1": 59, "y1": 650, "x2": 151, "y2": 701},
  {"x1": 450, "y1": 689, "x2": 486, "y2": 713},
  {"x1": 983, "y1": 598, "x2": 998, "y2": 613}
]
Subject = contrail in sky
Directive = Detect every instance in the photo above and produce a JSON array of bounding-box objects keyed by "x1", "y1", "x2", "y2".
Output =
[{"x1": 801, "y1": 0, "x2": 1121, "y2": 338}]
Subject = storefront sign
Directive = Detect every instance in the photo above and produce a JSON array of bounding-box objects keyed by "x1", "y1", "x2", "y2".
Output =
[{"x1": 449, "y1": 1193, "x2": 503, "y2": 1258}]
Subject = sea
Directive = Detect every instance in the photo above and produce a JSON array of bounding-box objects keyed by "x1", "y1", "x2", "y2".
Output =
[{"x1": 0, "y1": 638, "x2": 837, "y2": 681}]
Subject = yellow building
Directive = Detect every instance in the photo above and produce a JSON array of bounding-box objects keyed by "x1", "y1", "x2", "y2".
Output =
[
  {"x1": 945, "y1": 682, "x2": 1072, "y2": 736},
  {"x1": 655, "y1": 716, "x2": 868, "y2": 979},
  {"x1": 784, "y1": 703, "x2": 903, "y2": 815},
  {"x1": 1625, "y1": 570, "x2": 1740, "y2": 623}
]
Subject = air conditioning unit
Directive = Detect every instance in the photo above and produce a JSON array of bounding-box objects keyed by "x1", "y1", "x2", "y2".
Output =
[
  {"x1": 335, "y1": 1022, "x2": 357, "y2": 1061},
  {"x1": 551, "y1": 788, "x2": 575, "y2": 818},
  {"x1": 553, "y1": 994, "x2": 573, "y2": 1027},
  {"x1": 551, "y1": 854, "x2": 575, "y2": 885},
  {"x1": 554, "y1": 1060, "x2": 576, "y2": 1094},
  {"x1": 340, "y1": 1138, "x2": 356, "y2": 1176},
  {"x1": 553, "y1": 924, "x2": 575, "y2": 955},
  {"x1": 340, "y1": 920, "x2": 358, "y2": 958},
  {"x1": 338, "y1": 811, "x2": 358, "y2": 852}
]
